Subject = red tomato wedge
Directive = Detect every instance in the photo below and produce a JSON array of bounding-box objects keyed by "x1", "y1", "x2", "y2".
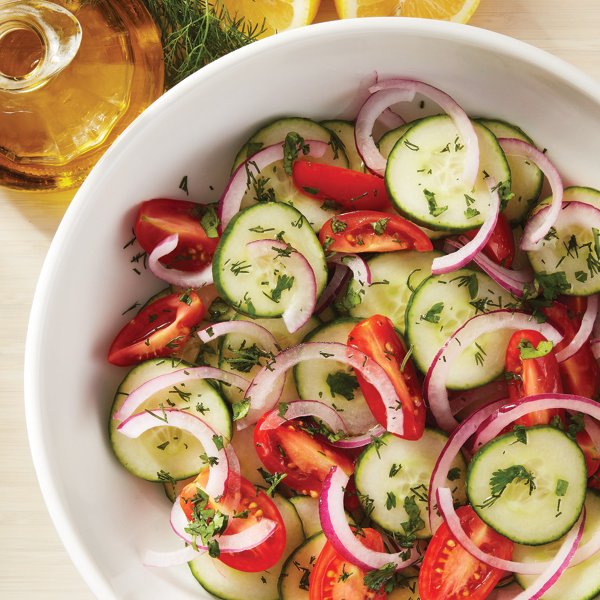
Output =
[
  {"x1": 542, "y1": 299, "x2": 600, "y2": 400},
  {"x1": 180, "y1": 472, "x2": 286, "y2": 573},
  {"x1": 108, "y1": 290, "x2": 205, "y2": 366},
  {"x1": 135, "y1": 198, "x2": 219, "y2": 272},
  {"x1": 463, "y1": 212, "x2": 515, "y2": 267},
  {"x1": 310, "y1": 528, "x2": 387, "y2": 600},
  {"x1": 319, "y1": 210, "x2": 433, "y2": 253},
  {"x1": 254, "y1": 412, "x2": 355, "y2": 496},
  {"x1": 418, "y1": 506, "x2": 513, "y2": 600},
  {"x1": 505, "y1": 329, "x2": 564, "y2": 427},
  {"x1": 347, "y1": 315, "x2": 425, "y2": 441},
  {"x1": 292, "y1": 161, "x2": 391, "y2": 211}
]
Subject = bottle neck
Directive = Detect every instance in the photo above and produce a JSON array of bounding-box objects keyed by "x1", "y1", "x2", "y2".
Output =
[{"x1": 0, "y1": 0, "x2": 82, "y2": 93}]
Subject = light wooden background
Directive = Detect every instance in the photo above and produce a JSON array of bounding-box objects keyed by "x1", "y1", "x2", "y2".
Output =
[{"x1": 1, "y1": 0, "x2": 599, "y2": 597}]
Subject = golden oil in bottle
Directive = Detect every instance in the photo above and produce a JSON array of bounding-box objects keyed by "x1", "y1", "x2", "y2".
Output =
[{"x1": 0, "y1": 0, "x2": 164, "y2": 191}]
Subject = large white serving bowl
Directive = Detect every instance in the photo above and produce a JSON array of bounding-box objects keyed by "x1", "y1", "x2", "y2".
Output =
[{"x1": 25, "y1": 17, "x2": 600, "y2": 600}]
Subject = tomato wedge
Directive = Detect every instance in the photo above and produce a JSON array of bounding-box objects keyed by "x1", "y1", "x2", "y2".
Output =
[
  {"x1": 180, "y1": 471, "x2": 286, "y2": 573},
  {"x1": 107, "y1": 290, "x2": 205, "y2": 366},
  {"x1": 419, "y1": 506, "x2": 513, "y2": 600},
  {"x1": 319, "y1": 210, "x2": 433, "y2": 253},
  {"x1": 542, "y1": 299, "x2": 600, "y2": 400},
  {"x1": 292, "y1": 161, "x2": 391, "y2": 211},
  {"x1": 310, "y1": 528, "x2": 387, "y2": 600},
  {"x1": 576, "y1": 427, "x2": 600, "y2": 477},
  {"x1": 463, "y1": 213, "x2": 515, "y2": 267},
  {"x1": 505, "y1": 329, "x2": 564, "y2": 426},
  {"x1": 134, "y1": 198, "x2": 220, "y2": 272},
  {"x1": 254, "y1": 411, "x2": 354, "y2": 496},
  {"x1": 347, "y1": 315, "x2": 425, "y2": 441}
]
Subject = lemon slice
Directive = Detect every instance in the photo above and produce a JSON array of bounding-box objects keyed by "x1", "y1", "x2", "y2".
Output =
[
  {"x1": 335, "y1": 0, "x2": 479, "y2": 21},
  {"x1": 220, "y1": 0, "x2": 321, "y2": 36}
]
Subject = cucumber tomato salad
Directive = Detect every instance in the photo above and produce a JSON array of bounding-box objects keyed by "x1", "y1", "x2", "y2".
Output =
[{"x1": 107, "y1": 78, "x2": 600, "y2": 600}]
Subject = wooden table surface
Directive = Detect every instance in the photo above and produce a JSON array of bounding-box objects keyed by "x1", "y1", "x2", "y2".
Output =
[{"x1": 1, "y1": 0, "x2": 599, "y2": 597}]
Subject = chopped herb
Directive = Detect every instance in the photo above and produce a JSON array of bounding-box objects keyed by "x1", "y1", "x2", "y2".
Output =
[
  {"x1": 386, "y1": 491, "x2": 397, "y2": 510},
  {"x1": 331, "y1": 217, "x2": 348, "y2": 233},
  {"x1": 230, "y1": 259, "x2": 252, "y2": 275},
  {"x1": 264, "y1": 274, "x2": 295, "y2": 303},
  {"x1": 363, "y1": 563, "x2": 397, "y2": 593},
  {"x1": 338, "y1": 564, "x2": 353, "y2": 582},
  {"x1": 464, "y1": 207, "x2": 481, "y2": 219},
  {"x1": 518, "y1": 338, "x2": 553, "y2": 360},
  {"x1": 156, "y1": 441, "x2": 170, "y2": 450},
  {"x1": 399, "y1": 344, "x2": 414, "y2": 373},
  {"x1": 226, "y1": 341, "x2": 273, "y2": 372},
  {"x1": 199, "y1": 452, "x2": 219, "y2": 466},
  {"x1": 371, "y1": 217, "x2": 391, "y2": 235},
  {"x1": 451, "y1": 273, "x2": 479, "y2": 300},
  {"x1": 278, "y1": 402, "x2": 289, "y2": 418},
  {"x1": 535, "y1": 271, "x2": 572, "y2": 300},
  {"x1": 179, "y1": 175, "x2": 189, "y2": 195},
  {"x1": 302, "y1": 186, "x2": 319, "y2": 195},
  {"x1": 196, "y1": 402, "x2": 210, "y2": 415},
  {"x1": 447, "y1": 467, "x2": 462, "y2": 481},
  {"x1": 555, "y1": 479, "x2": 569, "y2": 497},
  {"x1": 478, "y1": 465, "x2": 536, "y2": 509},
  {"x1": 232, "y1": 398, "x2": 250, "y2": 421},
  {"x1": 403, "y1": 139, "x2": 420, "y2": 151},
  {"x1": 157, "y1": 470, "x2": 176, "y2": 484},
  {"x1": 566, "y1": 413, "x2": 585, "y2": 440},
  {"x1": 200, "y1": 205, "x2": 220, "y2": 238},
  {"x1": 258, "y1": 468, "x2": 287, "y2": 497},
  {"x1": 326, "y1": 370, "x2": 359, "y2": 401},
  {"x1": 283, "y1": 132, "x2": 309, "y2": 175},
  {"x1": 512, "y1": 425, "x2": 528, "y2": 445},
  {"x1": 371, "y1": 435, "x2": 388, "y2": 459},
  {"x1": 248, "y1": 225, "x2": 275, "y2": 233},
  {"x1": 424, "y1": 189, "x2": 448, "y2": 217},
  {"x1": 421, "y1": 302, "x2": 444, "y2": 324},
  {"x1": 389, "y1": 463, "x2": 402, "y2": 477}
]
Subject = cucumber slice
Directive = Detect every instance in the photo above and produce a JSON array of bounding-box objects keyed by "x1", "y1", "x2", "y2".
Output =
[
  {"x1": 377, "y1": 123, "x2": 413, "y2": 159},
  {"x1": 294, "y1": 318, "x2": 377, "y2": 435},
  {"x1": 218, "y1": 314, "x2": 318, "y2": 404},
  {"x1": 354, "y1": 430, "x2": 467, "y2": 538},
  {"x1": 345, "y1": 250, "x2": 443, "y2": 334},
  {"x1": 232, "y1": 117, "x2": 349, "y2": 231},
  {"x1": 213, "y1": 202, "x2": 328, "y2": 318},
  {"x1": 278, "y1": 532, "x2": 327, "y2": 599},
  {"x1": 477, "y1": 118, "x2": 543, "y2": 224},
  {"x1": 385, "y1": 115, "x2": 511, "y2": 231},
  {"x1": 109, "y1": 359, "x2": 232, "y2": 481},
  {"x1": 188, "y1": 495, "x2": 304, "y2": 600},
  {"x1": 467, "y1": 426, "x2": 587, "y2": 545},
  {"x1": 531, "y1": 186, "x2": 600, "y2": 216},
  {"x1": 405, "y1": 268, "x2": 517, "y2": 389},
  {"x1": 514, "y1": 490, "x2": 600, "y2": 599},
  {"x1": 289, "y1": 496, "x2": 322, "y2": 538},
  {"x1": 321, "y1": 119, "x2": 364, "y2": 172}
]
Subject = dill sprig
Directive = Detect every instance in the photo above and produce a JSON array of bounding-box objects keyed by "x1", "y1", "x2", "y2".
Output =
[{"x1": 143, "y1": 0, "x2": 267, "y2": 88}]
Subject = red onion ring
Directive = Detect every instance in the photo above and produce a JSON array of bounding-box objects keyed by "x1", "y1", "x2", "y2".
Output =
[
  {"x1": 328, "y1": 253, "x2": 372, "y2": 286},
  {"x1": 425, "y1": 310, "x2": 562, "y2": 433},
  {"x1": 117, "y1": 409, "x2": 232, "y2": 499},
  {"x1": 378, "y1": 108, "x2": 406, "y2": 129},
  {"x1": 148, "y1": 234, "x2": 213, "y2": 288},
  {"x1": 449, "y1": 379, "x2": 509, "y2": 417},
  {"x1": 432, "y1": 179, "x2": 500, "y2": 274},
  {"x1": 556, "y1": 294, "x2": 598, "y2": 362},
  {"x1": 356, "y1": 79, "x2": 479, "y2": 185},
  {"x1": 329, "y1": 424, "x2": 387, "y2": 449},
  {"x1": 218, "y1": 140, "x2": 329, "y2": 230},
  {"x1": 592, "y1": 339, "x2": 600, "y2": 360},
  {"x1": 314, "y1": 263, "x2": 349, "y2": 315},
  {"x1": 198, "y1": 321, "x2": 279, "y2": 355},
  {"x1": 319, "y1": 466, "x2": 419, "y2": 570},
  {"x1": 498, "y1": 139, "x2": 564, "y2": 250},
  {"x1": 260, "y1": 399, "x2": 347, "y2": 433},
  {"x1": 245, "y1": 239, "x2": 317, "y2": 334},
  {"x1": 238, "y1": 342, "x2": 401, "y2": 435},
  {"x1": 113, "y1": 366, "x2": 251, "y2": 422},
  {"x1": 444, "y1": 236, "x2": 533, "y2": 297}
]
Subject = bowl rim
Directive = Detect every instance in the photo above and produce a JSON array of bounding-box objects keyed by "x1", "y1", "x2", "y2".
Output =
[{"x1": 24, "y1": 16, "x2": 600, "y2": 599}]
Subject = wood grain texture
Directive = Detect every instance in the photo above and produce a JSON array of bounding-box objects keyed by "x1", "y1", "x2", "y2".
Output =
[{"x1": 1, "y1": 1, "x2": 598, "y2": 597}]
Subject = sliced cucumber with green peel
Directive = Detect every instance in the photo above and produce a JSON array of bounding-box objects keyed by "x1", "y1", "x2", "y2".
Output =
[
  {"x1": 213, "y1": 202, "x2": 328, "y2": 318},
  {"x1": 346, "y1": 250, "x2": 442, "y2": 334},
  {"x1": 321, "y1": 119, "x2": 364, "y2": 172},
  {"x1": 294, "y1": 318, "x2": 376, "y2": 435},
  {"x1": 531, "y1": 186, "x2": 600, "y2": 217},
  {"x1": 354, "y1": 430, "x2": 467, "y2": 538},
  {"x1": 289, "y1": 496, "x2": 322, "y2": 538},
  {"x1": 385, "y1": 115, "x2": 511, "y2": 231},
  {"x1": 377, "y1": 122, "x2": 414, "y2": 159},
  {"x1": 188, "y1": 495, "x2": 304, "y2": 600},
  {"x1": 405, "y1": 268, "x2": 517, "y2": 389},
  {"x1": 477, "y1": 118, "x2": 543, "y2": 224},
  {"x1": 278, "y1": 532, "x2": 326, "y2": 599},
  {"x1": 109, "y1": 359, "x2": 232, "y2": 481},
  {"x1": 467, "y1": 426, "x2": 587, "y2": 545},
  {"x1": 231, "y1": 117, "x2": 349, "y2": 230},
  {"x1": 514, "y1": 490, "x2": 600, "y2": 599}
]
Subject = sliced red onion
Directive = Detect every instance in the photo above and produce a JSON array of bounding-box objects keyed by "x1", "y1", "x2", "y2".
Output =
[
  {"x1": 425, "y1": 310, "x2": 562, "y2": 433},
  {"x1": 432, "y1": 179, "x2": 500, "y2": 275},
  {"x1": 238, "y1": 342, "x2": 402, "y2": 434},
  {"x1": 170, "y1": 495, "x2": 276, "y2": 551},
  {"x1": 357, "y1": 79, "x2": 478, "y2": 186},
  {"x1": 143, "y1": 545, "x2": 203, "y2": 568},
  {"x1": 378, "y1": 108, "x2": 406, "y2": 129},
  {"x1": 218, "y1": 140, "x2": 329, "y2": 230},
  {"x1": 330, "y1": 424, "x2": 387, "y2": 449},
  {"x1": 320, "y1": 466, "x2": 419, "y2": 570},
  {"x1": 259, "y1": 400, "x2": 348, "y2": 433},
  {"x1": 198, "y1": 321, "x2": 279, "y2": 355},
  {"x1": 428, "y1": 399, "x2": 507, "y2": 532},
  {"x1": 328, "y1": 253, "x2": 372, "y2": 286},
  {"x1": 449, "y1": 379, "x2": 509, "y2": 417},
  {"x1": 444, "y1": 236, "x2": 533, "y2": 297},
  {"x1": 245, "y1": 239, "x2": 316, "y2": 334},
  {"x1": 314, "y1": 263, "x2": 349, "y2": 315},
  {"x1": 117, "y1": 409, "x2": 231, "y2": 499},
  {"x1": 584, "y1": 415, "x2": 600, "y2": 453},
  {"x1": 498, "y1": 139, "x2": 563, "y2": 250},
  {"x1": 113, "y1": 366, "x2": 251, "y2": 422},
  {"x1": 148, "y1": 234, "x2": 213, "y2": 287},
  {"x1": 556, "y1": 294, "x2": 598, "y2": 362}
]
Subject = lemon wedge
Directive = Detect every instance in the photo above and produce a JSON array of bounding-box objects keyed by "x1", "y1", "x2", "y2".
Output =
[{"x1": 334, "y1": 0, "x2": 480, "y2": 22}]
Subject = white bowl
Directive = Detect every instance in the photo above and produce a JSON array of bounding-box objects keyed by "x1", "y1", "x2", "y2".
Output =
[{"x1": 25, "y1": 17, "x2": 600, "y2": 599}]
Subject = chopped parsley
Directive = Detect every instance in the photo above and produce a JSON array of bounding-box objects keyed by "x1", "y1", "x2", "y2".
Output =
[{"x1": 326, "y1": 370, "x2": 359, "y2": 401}]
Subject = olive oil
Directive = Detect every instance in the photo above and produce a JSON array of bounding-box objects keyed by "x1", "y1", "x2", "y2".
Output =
[{"x1": 0, "y1": 0, "x2": 164, "y2": 191}]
